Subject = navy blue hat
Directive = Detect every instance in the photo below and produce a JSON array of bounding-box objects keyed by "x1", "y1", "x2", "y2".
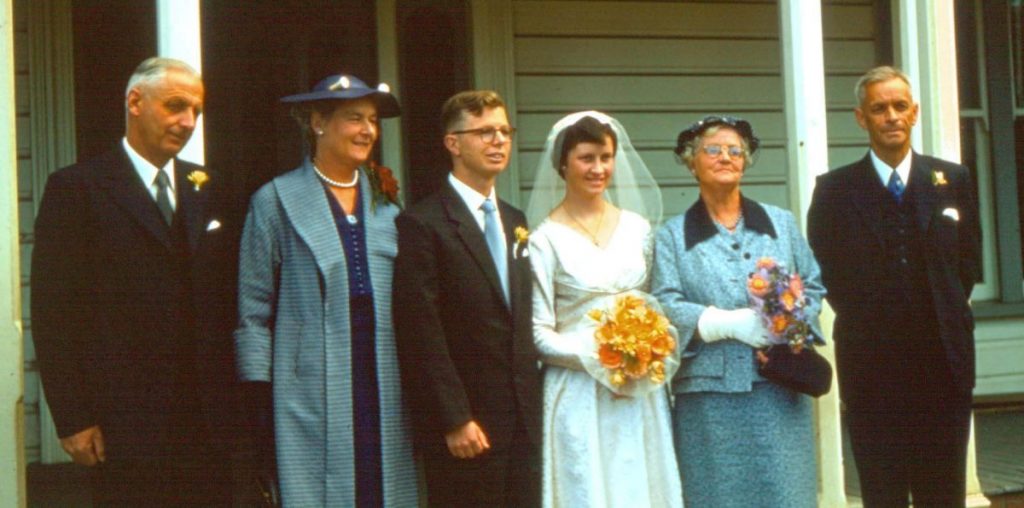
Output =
[
  {"x1": 280, "y1": 74, "x2": 401, "y2": 118},
  {"x1": 674, "y1": 115, "x2": 759, "y2": 156}
]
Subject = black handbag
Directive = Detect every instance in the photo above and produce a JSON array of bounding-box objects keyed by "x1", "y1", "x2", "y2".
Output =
[{"x1": 758, "y1": 344, "x2": 833, "y2": 397}]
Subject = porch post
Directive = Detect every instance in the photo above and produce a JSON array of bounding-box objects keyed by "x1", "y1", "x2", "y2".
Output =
[
  {"x1": 156, "y1": 0, "x2": 205, "y2": 165},
  {"x1": 778, "y1": 1, "x2": 846, "y2": 506},
  {"x1": 0, "y1": 0, "x2": 27, "y2": 505},
  {"x1": 895, "y1": 1, "x2": 989, "y2": 506}
]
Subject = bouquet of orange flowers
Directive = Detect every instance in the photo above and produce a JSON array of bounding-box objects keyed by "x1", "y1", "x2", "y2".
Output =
[
  {"x1": 587, "y1": 294, "x2": 676, "y2": 388},
  {"x1": 747, "y1": 257, "x2": 820, "y2": 351}
]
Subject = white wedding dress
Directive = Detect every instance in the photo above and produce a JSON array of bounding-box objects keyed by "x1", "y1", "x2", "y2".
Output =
[{"x1": 530, "y1": 210, "x2": 683, "y2": 508}]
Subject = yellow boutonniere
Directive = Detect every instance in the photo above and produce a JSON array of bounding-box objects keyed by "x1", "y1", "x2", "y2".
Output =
[
  {"x1": 515, "y1": 226, "x2": 529, "y2": 244},
  {"x1": 187, "y1": 170, "x2": 210, "y2": 191},
  {"x1": 932, "y1": 170, "x2": 948, "y2": 186},
  {"x1": 513, "y1": 226, "x2": 530, "y2": 259}
]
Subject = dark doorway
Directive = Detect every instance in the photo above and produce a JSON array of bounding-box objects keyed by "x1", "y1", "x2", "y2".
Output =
[
  {"x1": 201, "y1": 0, "x2": 379, "y2": 197},
  {"x1": 72, "y1": 1, "x2": 156, "y2": 161},
  {"x1": 397, "y1": 0, "x2": 471, "y2": 204}
]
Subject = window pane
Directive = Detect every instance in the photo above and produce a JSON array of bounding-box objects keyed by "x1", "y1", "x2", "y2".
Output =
[
  {"x1": 957, "y1": 0, "x2": 982, "y2": 109},
  {"x1": 1013, "y1": 0, "x2": 1024, "y2": 108}
]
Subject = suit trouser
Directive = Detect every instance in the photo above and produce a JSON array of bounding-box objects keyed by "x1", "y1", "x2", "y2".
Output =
[
  {"x1": 845, "y1": 367, "x2": 971, "y2": 508},
  {"x1": 423, "y1": 418, "x2": 540, "y2": 507}
]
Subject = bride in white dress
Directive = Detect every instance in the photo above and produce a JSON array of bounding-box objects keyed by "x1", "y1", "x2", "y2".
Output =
[{"x1": 527, "y1": 112, "x2": 683, "y2": 508}]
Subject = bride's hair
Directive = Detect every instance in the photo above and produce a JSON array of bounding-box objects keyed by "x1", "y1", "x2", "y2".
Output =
[{"x1": 552, "y1": 117, "x2": 618, "y2": 178}]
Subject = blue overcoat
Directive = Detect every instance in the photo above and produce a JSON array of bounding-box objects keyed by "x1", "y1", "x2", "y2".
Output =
[{"x1": 235, "y1": 160, "x2": 418, "y2": 506}]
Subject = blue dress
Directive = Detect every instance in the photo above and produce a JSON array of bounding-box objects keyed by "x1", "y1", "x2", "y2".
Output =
[{"x1": 325, "y1": 186, "x2": 381, "y2": 507}]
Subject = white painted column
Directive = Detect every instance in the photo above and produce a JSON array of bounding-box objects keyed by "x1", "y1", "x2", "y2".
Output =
[
  {"x1": 156, "y1": 0, "x2": 204, "y2": 165},
  {"x1": 469, "y1": 0, "x2": 520, "y2": 205},
  {"x1": 0, "y1": 0, "x2": 26, "y2": 506},
  {"x1": 376, "y1": 0, "x2": 405, "y2": 193},
  {"x1": 895, "y1": 2, "x2": 989, "y2": 507},
  {"x1": 778, "y1": 2, "x2": 846, "y2": 506}
]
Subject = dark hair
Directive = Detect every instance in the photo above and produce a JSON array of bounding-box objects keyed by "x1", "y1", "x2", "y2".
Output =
[
  {"x1": 552, "y1": 116, "x2": 617, "y2": 177},
  {"x1": 290, "y1": 100, "x2": 347, "y2": 155},
  {"x1": 441, "y1": 90, "x2": 506, "y2": 133}
]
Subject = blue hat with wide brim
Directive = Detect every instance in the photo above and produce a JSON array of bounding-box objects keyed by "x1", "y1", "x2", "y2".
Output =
[
  {"x1": 674, "y1": 115, "x2": 759, "y2": 155},
  {"x1": 280, "y1": 74, "x2": 401, "y2": 118}
]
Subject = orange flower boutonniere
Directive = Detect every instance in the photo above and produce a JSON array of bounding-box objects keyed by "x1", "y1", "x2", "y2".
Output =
[{"x1": 366, "y1": 161, "x2": 401, "y2": 210}]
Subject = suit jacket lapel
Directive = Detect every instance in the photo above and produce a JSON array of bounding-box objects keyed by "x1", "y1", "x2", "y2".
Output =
[
  {"x1": 276, "y1": 160, "x2": 345, "y2": 278},
  {"x1": 849, "y1": 153, "x2": 889, "y2": 250},
  {"x1": 440, "y1": 183, "x2": 506, "y2": 307},
  {"x1": 101, "y1": 149, "x2": 172, "y2": 249},
  {"x1": 908, "y1": 152, "x2": 938, "y2": 233},
  {"x1": 175, "y1": 161, "x2": 210, "y2": 252},
  {"x1": 499, "y1": 201, "x2": 521, "y2": 310}
]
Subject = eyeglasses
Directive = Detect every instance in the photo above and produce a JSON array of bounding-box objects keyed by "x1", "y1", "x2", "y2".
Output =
[
  {"x1": 701, "y1": 145, "x2": 746, "y2": 158},
  {"x1": 450, "y1": 126, "x2": 517, "y2": 143}
]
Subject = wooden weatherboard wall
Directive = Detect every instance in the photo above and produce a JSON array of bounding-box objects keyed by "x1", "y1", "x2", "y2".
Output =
[{"x1": 507, "y1": 0, "x2": 876, "y2": 217}]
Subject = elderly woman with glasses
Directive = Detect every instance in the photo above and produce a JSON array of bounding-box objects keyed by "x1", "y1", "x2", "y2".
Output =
[
  {"x1": 650, "y1": 116, "x2": 825, "y2": 507},
  {"x1": 235, "y1": 74, "x2": 418, "y2": 506}
]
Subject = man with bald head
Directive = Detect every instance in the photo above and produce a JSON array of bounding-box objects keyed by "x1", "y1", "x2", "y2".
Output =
[{"x1": 32, "y1": 57, "x2": 240, "y2": 506}]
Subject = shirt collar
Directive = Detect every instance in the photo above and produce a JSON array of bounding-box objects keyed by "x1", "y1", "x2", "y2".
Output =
[
  {"x1": 448, "y1": 172, "x2": 497, "y2": 211},
  {"x1": 869, "y1": 149, "x2": 912, "y2": 188},
  {"x1": 683, "y1": 194, "x2": 777, "y2": 250},
  {"x1": 122, "y1": 137, "x2": 175, "y2": 190}
]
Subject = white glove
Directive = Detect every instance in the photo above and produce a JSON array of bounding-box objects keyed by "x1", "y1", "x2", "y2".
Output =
[{"x1": 697, "y1": 307, "x2": 771, "y2": 348}]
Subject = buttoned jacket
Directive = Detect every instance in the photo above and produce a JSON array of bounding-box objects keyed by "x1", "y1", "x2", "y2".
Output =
[{"x1": 651, "y1": 196, "x2": 826, "y2": 394}]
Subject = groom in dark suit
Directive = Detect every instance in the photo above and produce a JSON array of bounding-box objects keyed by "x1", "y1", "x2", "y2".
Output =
[
  {"x1": 31, "y1": 57, "x2": 240, "y2": 506},
  {"x1": 394, "y1": 90, "x2": 541, "y2": 507},
  {"x1": 808, "y1": 66, "x2": 981, "y2": 507}
]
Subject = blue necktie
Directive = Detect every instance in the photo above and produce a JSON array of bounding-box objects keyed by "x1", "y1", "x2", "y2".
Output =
[
  {"x1": 887, "y1": 170, "x2": 905, "y2": 203},
  {"x1": 481, "y1": 199, "x2": 510, "y2": 305}
]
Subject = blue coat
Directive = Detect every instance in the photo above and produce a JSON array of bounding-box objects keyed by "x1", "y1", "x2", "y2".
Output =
[
  {"x1": 235, "y1": 160, "x2": 418, "y2": 506},
  {"x1": 651, "y1": 196, "x2": 826, "y2": 394}
]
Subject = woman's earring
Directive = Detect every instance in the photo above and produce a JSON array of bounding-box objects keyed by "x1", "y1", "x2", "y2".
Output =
[{"x1": 315, "y1": 129, "x2": 324, "y2": 136}]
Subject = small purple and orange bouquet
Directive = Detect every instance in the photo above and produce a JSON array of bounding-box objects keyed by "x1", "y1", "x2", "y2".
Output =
[
  {"x1": 747, "y1": 257, "x2": 831, "y2": 397},
  {"x1": 747, "y1": 257, "x2": 822, "y2": 351}
]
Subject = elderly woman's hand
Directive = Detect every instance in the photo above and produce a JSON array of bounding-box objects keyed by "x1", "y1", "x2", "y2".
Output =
[{"x1": 697, "y1": 307, "x2": 771, "y2": 349}]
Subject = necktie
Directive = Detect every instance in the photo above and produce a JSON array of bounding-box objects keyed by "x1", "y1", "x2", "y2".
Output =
[
  {"x1": 887, "y1": 170, "x2": 905, "y2": 203},
  {"x1": 154, "y1": 170, "x2": 174, "y2": 225},
  {"x1": 481, "y1": 199, "x2": 510, "y2": 305}
]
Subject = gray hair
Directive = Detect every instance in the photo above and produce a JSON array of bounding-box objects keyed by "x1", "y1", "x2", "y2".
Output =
[
  {"x1": 124, "y1": 57, "x2": 201, "y2": 104},
  {"x1": 677, "y1": 125, "x2": 753, "y2": 172},
  {"x1": 854, "y1": 65, "x2": 911, "y2": 104}
]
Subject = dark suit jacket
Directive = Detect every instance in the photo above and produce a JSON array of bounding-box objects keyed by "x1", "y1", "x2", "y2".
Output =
[
  {"x1": 807, "y1": 152, "x2": 981, "y2": 405},
  {"x1": 393, "y1": 181, "x2": 541, "y2": 454},
  {"x1": 31, "y1": 147, "x2": 244, "y2": 461}
]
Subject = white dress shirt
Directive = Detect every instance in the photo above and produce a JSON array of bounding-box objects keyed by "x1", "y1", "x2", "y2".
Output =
[
  {"x1": 870, "y1": 149, "x2": 912, "y2": 190},
  {"x1": 123, "y1": 137, "x2": 177, "y2": 210},
  {"x1": 448, "y1": 173, "x2": 508, "y2": 250}
]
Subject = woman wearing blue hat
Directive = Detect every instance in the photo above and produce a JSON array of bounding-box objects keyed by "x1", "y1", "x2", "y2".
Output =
[
  {"x1": 235, "y1": 74, "x2": 418, "y2": 506},
  {"x1": 650, "y1": 116, "x2": 825, "y2": 507}
]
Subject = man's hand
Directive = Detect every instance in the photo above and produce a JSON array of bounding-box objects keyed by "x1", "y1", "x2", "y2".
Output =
[
  {"x1": 445, "y1": 420, "x2": 491, "y2": 459},
  {"x1": 60, "y1": 425, "x2": 105, "y2": 466}
]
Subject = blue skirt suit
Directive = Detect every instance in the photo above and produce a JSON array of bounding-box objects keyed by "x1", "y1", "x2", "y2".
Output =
[{"x1": 651, "y1": 196, "x2": 825, "y2": 508}]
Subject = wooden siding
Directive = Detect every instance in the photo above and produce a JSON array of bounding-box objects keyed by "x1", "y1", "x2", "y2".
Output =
[{"x1": 509, "y1": 0, "x2": 875, "y2": 214}]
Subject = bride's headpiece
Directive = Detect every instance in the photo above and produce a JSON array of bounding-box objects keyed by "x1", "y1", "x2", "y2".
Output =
[{"x1": 526, "y1": 111, "x2": 663, "y2": 227}]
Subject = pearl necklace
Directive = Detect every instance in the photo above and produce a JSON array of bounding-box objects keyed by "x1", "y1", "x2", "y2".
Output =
[
  {"x1": 714, "y1": 210, "x2": 743, "y2": 231},
  {"x1": 313, "y1": 163, "x2": 359, "y2": 188}
]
